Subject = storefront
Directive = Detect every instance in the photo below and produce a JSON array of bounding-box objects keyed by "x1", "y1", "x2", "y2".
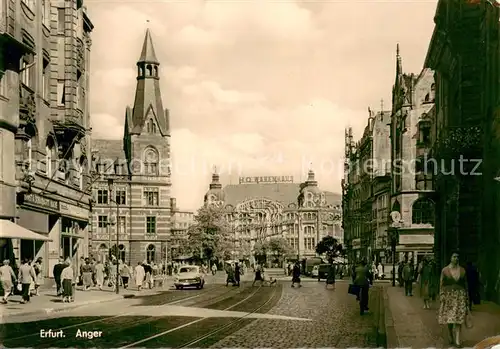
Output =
[
  {"x1": 351, "y1": 238, "x2": 361, "y2": 262},
  {"x1": 396, "y1": 232, "x2": 434, "y2": 264}
]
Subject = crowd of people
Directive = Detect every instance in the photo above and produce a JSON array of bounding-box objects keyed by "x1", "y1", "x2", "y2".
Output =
[{"x1": 0, "y1": 257, "x2": 45, "y2": 304}]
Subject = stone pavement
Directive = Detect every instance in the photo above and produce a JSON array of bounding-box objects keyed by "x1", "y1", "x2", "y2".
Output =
[
  {"x1": 210, "y1": 281, "x2": 382, "y2": 348},
  {"x1": 383, "y1": 283, "x2": 500, "y2": 348}
]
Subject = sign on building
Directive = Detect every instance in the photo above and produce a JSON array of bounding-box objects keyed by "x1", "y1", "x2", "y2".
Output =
[{"x1": 239, "y1": 176, "x2": 293, "y2": 184}]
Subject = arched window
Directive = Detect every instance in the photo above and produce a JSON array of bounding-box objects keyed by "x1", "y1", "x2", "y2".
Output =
[
  {"x1": 146, "y1": 244, "x2": 155, "y2": 263},
  {"x1": 118, "y1": 244, "x2": 126, "y2": 263},
  {"x1": 147, "y1": 119, "x2": 156, "y2": 134},
  {"x1": 146, "y1": 65, "x2": 152, "y2": 76},
  {"x1": 154, "y1": 66, "x2": 158, "y2": 77},
  {"x1": 139, "y1": 65, "x2": 144, "y2": 77},
  {"x1": 412, "y1": 199, "x2": 434, "y2": 225},
  {"x1": 144, "y1": 148, "x2": 159, "y2": 175}
]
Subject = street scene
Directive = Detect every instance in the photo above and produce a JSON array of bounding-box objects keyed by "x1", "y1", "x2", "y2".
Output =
[{"x1": 1, "y1": 0, "x2": 500, "y2": 348}]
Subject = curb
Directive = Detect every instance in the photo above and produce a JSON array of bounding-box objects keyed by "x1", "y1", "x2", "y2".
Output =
[
  {"x1": 0, "y1": 295, "x2": 123, "y2": 321},
  {"x1": 382, "y1": 286, "x2": 398, "y2": 348}
]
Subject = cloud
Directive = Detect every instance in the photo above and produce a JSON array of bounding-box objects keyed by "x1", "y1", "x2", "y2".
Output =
[{"x1": 86, "y1": 0, "x2": 438, "y2": 210}]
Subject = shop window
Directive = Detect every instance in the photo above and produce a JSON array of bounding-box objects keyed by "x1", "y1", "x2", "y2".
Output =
[
  {"x1": 144, "y1": 188, "x2": 159, "y2": 206},
  {"x1": 412, "y1": 199, "x2": 434, "y2": 225},
  {"x1": 146, "y1": 244, "x2": 155, "y2": 263},
  {"x1": 146, "y1": 216, "x2": 156, "y2": 234}
]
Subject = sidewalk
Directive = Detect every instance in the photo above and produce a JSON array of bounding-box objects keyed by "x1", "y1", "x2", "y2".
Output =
[
  {"x1": 0, "y1": 278, "x2": 176, "y2": 321},
  {"x1": 383, "y1": 283, "x2": 500, "y2": 348}
]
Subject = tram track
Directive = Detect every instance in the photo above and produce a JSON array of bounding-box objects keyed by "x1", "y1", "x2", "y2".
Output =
[
  {"x1": 118, "y1": 284, "x2": 281, "y2": 348},
  {"x1": 2, "y1": 284, "x2": 243, "y2": 347}
]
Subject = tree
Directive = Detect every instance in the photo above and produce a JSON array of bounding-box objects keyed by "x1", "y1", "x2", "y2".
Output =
[
  {"x1": 267, "y1": 237, "x2": 294, "y2": 261},
  {"x1": 315, "y1": 236, "x2": 344, "y2": 264},
  {"x1": 187, "y1": 205, "x2": 231, "y2": 263},
  {"x1": 252, "y1": 240, "x2": 268, "y2": 265}
]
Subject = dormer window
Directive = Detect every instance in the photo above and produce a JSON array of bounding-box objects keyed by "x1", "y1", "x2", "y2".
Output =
[{"x1": 147, "y1": 119, "x2": 156, "y2": 134}]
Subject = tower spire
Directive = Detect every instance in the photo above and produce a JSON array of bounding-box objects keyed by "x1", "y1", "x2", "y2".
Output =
[
  {"x1": 396, "y1": 43, "x2": 402, "y2": 76},
  {"x1": 139, "y1": 28, "x2": 159, "y2": 64}
]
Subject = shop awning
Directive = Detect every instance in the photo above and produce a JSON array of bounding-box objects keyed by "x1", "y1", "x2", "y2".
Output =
[{"x1": 0, "y1": 220, "x2": 52, "y2": 241}]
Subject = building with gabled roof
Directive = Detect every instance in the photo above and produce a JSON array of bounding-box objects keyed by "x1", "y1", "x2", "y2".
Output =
[{"x1": 90, "y1": 29, "x2": 173, "y2": 266}]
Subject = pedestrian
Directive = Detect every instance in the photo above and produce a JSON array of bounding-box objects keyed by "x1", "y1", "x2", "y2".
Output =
[
  {"x1": 438, "y1": 251, "x2": 469, "y2": 347},
  {"x1": 398, "y1": 261, "x2": 404, "y2": 287},
  {"x1": 291, "y1": 261, "x2": 301, "y2": 288},
  {"x1": 109, "y1": 259, "x2": 118, "y2": 290},
  {"x1": 53, "y1": 256, "x2": 65, "y2": 296},
  {"x1": 33, "y1": 257, "x2": 43, "y2": 296},
  {"x1": 226, "y1": 263, "x2": 235, "y2": 286},
  {"x1": 377, "y1": 263, "x2": 384, "y2": 280},
  {"x1": 402, "y1": 261, "x2": 414, "y2": 296},
  {"x1": 353, "y1": 258, "x2": 371, "y2": 315},
  {"x1": 134, "y1": 262, "x2": 145, "y2": 291},
  {"x1": 17, "y1": 259, "x2": 36, "y2": 304},
  {"x1": 325, "y1": 263, "x2": 335, "y2": 289},
  {"x1": 234, "y1": 263, "x2": 241, "y2": 287},
  {"x1": 419, "y1": 256, "x2": 433, "y2": 309},
  {"x1": 94, "y1": 260, "x2": 105, "y2": 290},
  {"x1": 61, "y1": 259, "x2": 75, "y2": 303},
  {"x1": 81, "y1": 258, "x2": 93, "y2": 291},
  {"x1": 0, "y1": 260, "x2": 17, "y2": 303},
  {"x1": 465, "y1": 260, "x2": 480, "y2": 310},
  {"x1": 252, "y1": 264, "x2": 264, "y2": 287},
  {"x1": 120, "y1": 261, "x2": 131, "y2": 289},
  {"x1": 143, "y1": 261, "x2": 153, "y2": 289}
]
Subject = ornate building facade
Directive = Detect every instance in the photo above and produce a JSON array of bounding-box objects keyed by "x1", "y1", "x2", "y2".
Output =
[
  {"x1": 0, "y1": 0, "x2": 94, "y2": 279},
  {"x1": 204, "y1": 171, "x2": 343, "y2": 262},
  {"x1": 90, "y1": 29, "x2": 172, "y2": 267},
  {"x1": 169, "y1": 198, "x2": 194, "y2": 259},
  {"x1": 390, "y1": 50, "x2": 436, "y2": 265},
  {"x1": 425, "y1": 0, "x2": 499, "y2": 303}
]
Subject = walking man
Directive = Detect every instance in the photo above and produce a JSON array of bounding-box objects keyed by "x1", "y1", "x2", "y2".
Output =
[
  {"x1": 291, "y1": 261, "x2": 302, "y2": 288},
  {"x1": 53, "y1": 256, "x2": 65, "y2": 296},
  {"x1": 0, "y1": 260, "x2": 16, "y2": 303},
  {"x1": 402, "y1": 260, "x2": 414, "y2": 296},
  {"x1": 18, "y1": 259, "x2": 36, "y2": 304}
]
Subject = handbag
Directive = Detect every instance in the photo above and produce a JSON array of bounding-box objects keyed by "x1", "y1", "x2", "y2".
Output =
[
  {"x1": 465, "y1": 312, "x2": 473, "y2": 329},
  {"x1": 17, "y1": 283, "x2": 22, "y2": 292},
  {"x1": 348, "y1": 283, "x2": 359, "y2": 295}
]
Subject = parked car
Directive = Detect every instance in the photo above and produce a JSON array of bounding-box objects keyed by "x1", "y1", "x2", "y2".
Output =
[
  {"x1": 174, "y1": 265, "x2": 205, "y2": 290},
  {"x1": 316, "y1": 264, "x2": 330, "y2": 281}
]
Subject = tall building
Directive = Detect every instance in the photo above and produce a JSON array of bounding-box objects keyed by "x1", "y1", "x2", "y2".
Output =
[
  {"x1": 390, "y1": 46, "x2": 435, "y2": 265},
  {"x1": 342, "y1": 108, "x2": 390, "y2": 263},
  {"x1": 169, "y1": 198, "x2": 194, "y2": 259},
  {"x1": 425, "y1": 0, "x2": 500, "y2": 302},
  {"x1": 0, "y1": 0, "x2": 94, "y2": 278},
  {"x1": 203, "y1": 171, "x2": 342, "y2": 263},
  {"x1": 90, "y1": 29, "x2": 172, "y2": 266}
]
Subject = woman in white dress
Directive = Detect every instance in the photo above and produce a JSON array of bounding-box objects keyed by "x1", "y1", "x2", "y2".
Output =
[{"x1": 134, "y1": 262, "x2": 145, "y2": 291}]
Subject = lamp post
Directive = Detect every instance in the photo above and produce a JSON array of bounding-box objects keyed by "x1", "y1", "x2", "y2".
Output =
[
  {"x1": 107, "y1": 178, "x2": 120, "y2": 294},
  {"x1": 388, "y1": 227, "x2": 399, "y2": 287}
]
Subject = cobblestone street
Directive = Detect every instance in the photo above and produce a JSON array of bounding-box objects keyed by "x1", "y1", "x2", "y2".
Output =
[{"x1": 211, "y1": 280, "x2": 379, "y2": 348}]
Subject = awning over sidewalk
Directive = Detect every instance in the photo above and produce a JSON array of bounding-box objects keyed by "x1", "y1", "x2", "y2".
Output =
[{"x1": 0, "y1": 220, "x2": 52, "y2": 241}]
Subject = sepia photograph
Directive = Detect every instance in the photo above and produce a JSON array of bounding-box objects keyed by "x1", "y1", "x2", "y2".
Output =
[{"x1": 0, "y1": 0, "x2": 499, "y2": 347}]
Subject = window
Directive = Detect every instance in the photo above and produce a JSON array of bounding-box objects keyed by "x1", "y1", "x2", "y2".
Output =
[
  {"x1": 118, "y1": 244, "x2": 126, "y2": 263},
  {"x1": 57, "y1": 80, "x2": 65, "y2": 106},
  {"x1": 97, "y1": 189, "x2": 108, "y2": 204},
  {"x1": 76, "y1": 70, "x2": 82, "y2": 110},
  {"x1": 412, "y1": 199, "x2": 434, "y2": 225},
  {"x1": 144, "y1": 188, "x2": 159, "y2": 206},
  {"x1": 419, "y1": 125, "x2": 431, "y2": 145},
  {"x1": 146, "y1": 217, "x2": 156, "y2": 234},
  {"x1": 42, "y1": 59, "x2": 49, "y2": 101},
  {"x1": 116, "y1": 190, "x2": 126, "y2": 205},
  {"x1": 146, "y1": 65, "x2": 152, "y2": 76},
  {"x1": 26, "y1": 139, "x2": 32, "y2": 170},
  {"x1": 146, "y1": 244, "x2": 155, "y2": 263},
  {"x1": 144, "y1": 148, "x2": 158, "y2": 175},
  {"x1": 147, "y1": 119, "x2": 156, "y2": 134},
  {"x1": 0, "y1": 71, "x2": 6, "y2": 97},
  {"x1": 58, "y1": 8, "x2": 65, "y2": 33},
  {"x1": 304, "y1": 237, "x2": 315, "y2": 251},
  {"x1": 98, "y1": 216, "x2": 108, "y2": 232},
  {"x1": 20, "y1": 58, "x2": 31, "y2": 88},
  {"x1": 117, "y1": 216, "x2": 126, "y2": 235},
  {"x1": 41, "y1": 0, "x2": 49, "y2": 27}
]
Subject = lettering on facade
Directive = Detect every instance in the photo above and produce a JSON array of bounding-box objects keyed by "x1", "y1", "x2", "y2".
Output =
[
  {"x1": 238, "y1": 176, "x2": 293, "y2": 184},
  {"x1": 60, "y1": 203, "x2": 88, "y2": 220},
  {"x1": 398, "y1": 234, "x2": 433, "y2": 245},
  {"x1": 23, "y1": 193, "x2": 59, "y2": 211}
]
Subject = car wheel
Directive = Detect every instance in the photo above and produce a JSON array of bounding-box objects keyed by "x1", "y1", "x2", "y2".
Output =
[{"x1": 175, "y1": 286, "x2": 180, "y2": 290}]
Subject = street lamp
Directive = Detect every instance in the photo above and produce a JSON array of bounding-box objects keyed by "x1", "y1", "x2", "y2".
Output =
[{"x1": 389, "y1": 211, "x2": 402, "y2": 287}]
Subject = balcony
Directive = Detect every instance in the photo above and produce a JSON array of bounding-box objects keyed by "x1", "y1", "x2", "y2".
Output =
[
  {"x1": 0, "y1": 15, "x2": 34, "y2": 59},
  {"x1": 52, "y1": 109, "x2": 86, "y2": 154}
]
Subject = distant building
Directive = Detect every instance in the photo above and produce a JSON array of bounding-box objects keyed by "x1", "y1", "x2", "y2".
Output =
[
  {"x1": 90, "y1": 29, "x2": 172, "y2": 266},
  {"x1": 169, "y1": 198, "x2": 194, "y2": 259},
  {"x1": 390, "y1": 46, "x2": 435, "y2": 265},
  {"x1": 203, "y1": 170, "x2": 343, "y2": 263},
  {"x1": 0, "y1": 0, "x2": 94, "y2": 279}
]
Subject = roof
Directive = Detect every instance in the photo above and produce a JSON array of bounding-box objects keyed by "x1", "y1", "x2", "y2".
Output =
[
  {"x1": 138, "y1": 29, "x2": 159, "y2": 64},
  {"x1": 222, "y1": 183, "x2": 341, "y2": 207},
  {"x1": 91, "y1": 139, "x2": 125, "y2": 160}
]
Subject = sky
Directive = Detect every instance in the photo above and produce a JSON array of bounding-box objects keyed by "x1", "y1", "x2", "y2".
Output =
[{"x1": 86, "y1": 0, "x2": 438, "y2": 211}]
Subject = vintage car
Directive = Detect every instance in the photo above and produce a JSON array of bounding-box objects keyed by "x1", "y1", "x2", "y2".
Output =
[{"x1": 174, "y1": 265, "x2": 205, "y2": 289}]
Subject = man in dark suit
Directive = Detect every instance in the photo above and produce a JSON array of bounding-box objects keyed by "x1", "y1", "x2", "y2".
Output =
[{"x1": 53, "y1": 256, "x2": 65, "y2": 296}]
